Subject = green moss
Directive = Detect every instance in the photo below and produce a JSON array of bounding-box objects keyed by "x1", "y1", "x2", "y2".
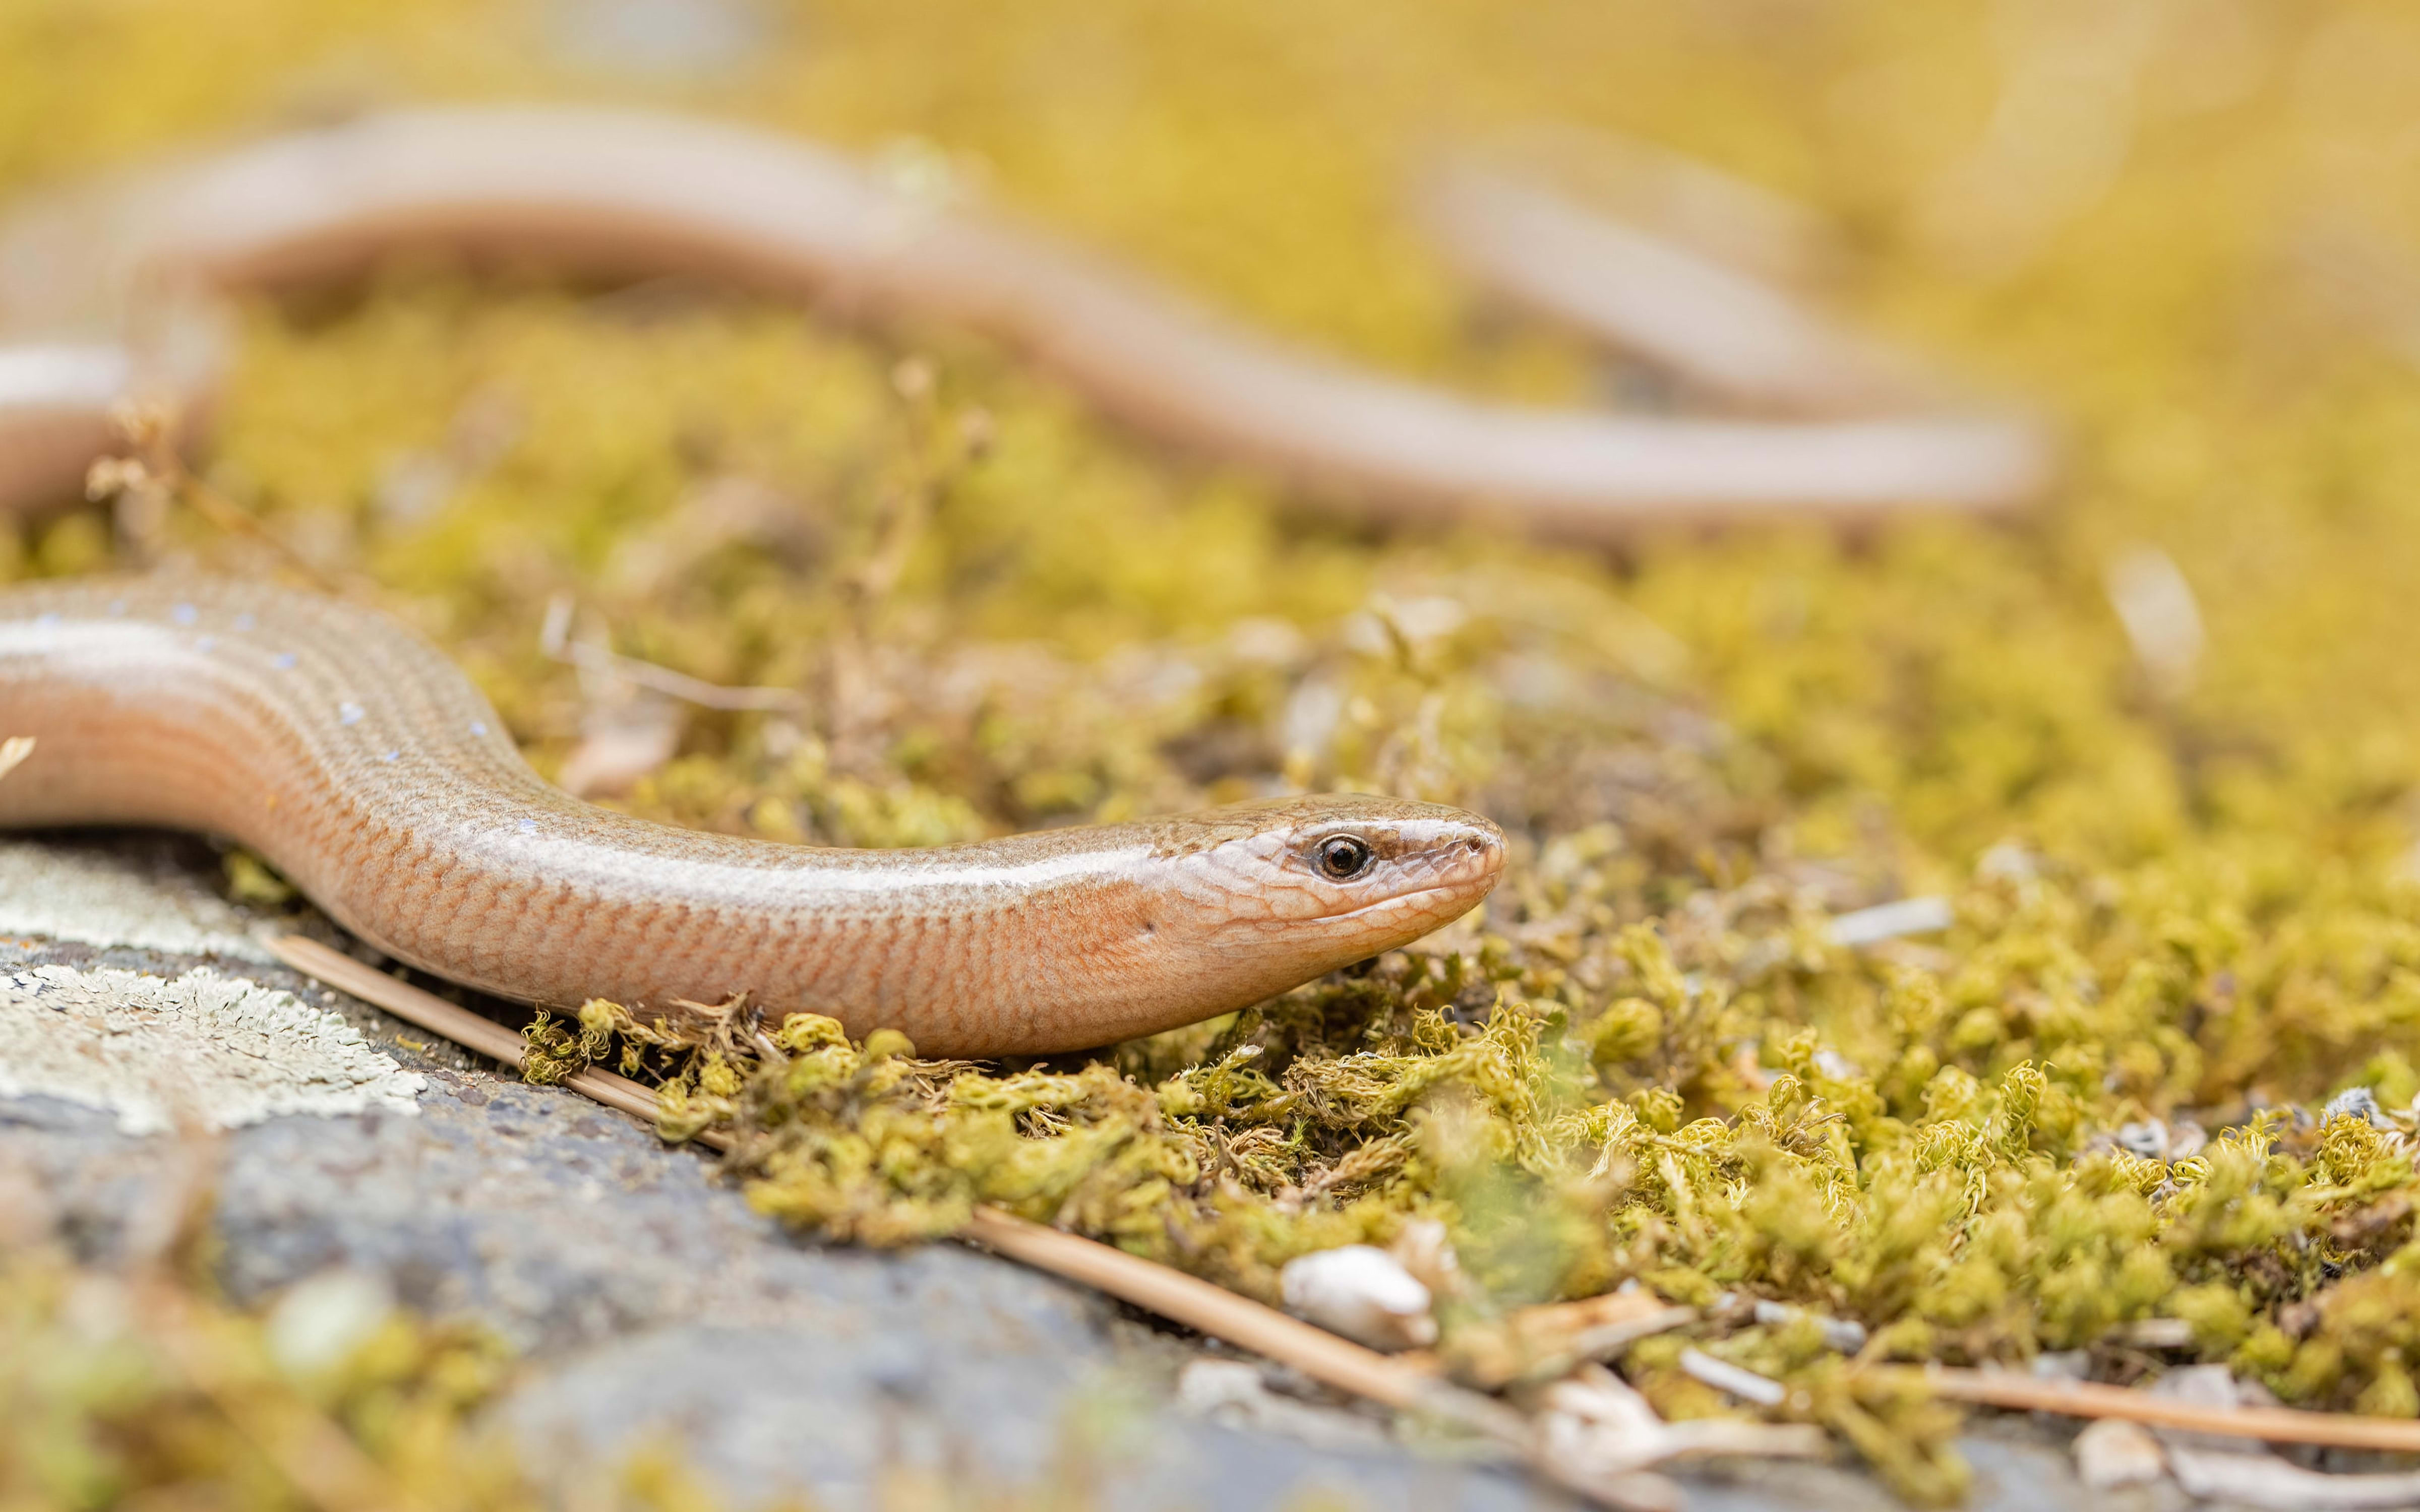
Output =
[{"x1": 0, "y1": 1242, "x2": 544, "y2": 1511}]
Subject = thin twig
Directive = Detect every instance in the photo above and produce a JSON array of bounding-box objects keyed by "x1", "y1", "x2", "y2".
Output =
[
  {"x1": 180, "y1": 473, "x2": 349, "y2": 596},
  {"x1": 964, "y1": 1208, "x2": 1463, "y2": 1414},
  {"x1": 259, "y1": 934, "x2": 714, "y2": 1147},
  {"x1": 1906, "y1": 1367, "x2": 2420, "y2": 1453},
  {"x1": 540, "y1": 594, "x2": 804, "y2": 712},
  {"x1": 956, "y1": 1212, "x2": 1679, "y2": 1511},
  {"x1": 1403, "y1": 1290, "x2": 1696, "y2": 1390},
  {"x1": 89, "y1": 400, "x2": 348, "y2": 595}
]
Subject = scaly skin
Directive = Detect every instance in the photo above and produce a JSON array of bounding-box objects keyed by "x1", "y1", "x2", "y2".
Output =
[{"x1": 0, "y1": 578, "x2": 1505, "y2": 1055}]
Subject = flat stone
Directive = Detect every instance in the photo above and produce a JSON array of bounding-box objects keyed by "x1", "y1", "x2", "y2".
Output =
[
  {"x1": 0, "y1": 833, "x2": 274, "y2": 962},
  {"x1": 0, "y1": 960, "x2": 424, "y2": 1132},
  {"x1": 508, "y1": 1326, "x2": 1541, "y2": 1511},
  {"x1": 6, "y1": 1048, "x2": 1538, "y2": 1510}
]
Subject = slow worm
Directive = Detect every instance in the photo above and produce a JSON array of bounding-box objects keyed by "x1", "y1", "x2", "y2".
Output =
[
  {"x1": 0, "y1": 104, "x2": 2047, "y2": 528},
  {"x1": 0, "y1": 105, "x2": 2041, "y2": 1055},
  {"x1": 0, "y1": 578, "x2": 1503, "y2": 1055}
]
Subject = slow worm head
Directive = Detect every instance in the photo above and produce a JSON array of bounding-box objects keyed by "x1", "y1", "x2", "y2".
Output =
[{"x1": 0, "y1": 577, "x2": 1504, "y2": 1055}]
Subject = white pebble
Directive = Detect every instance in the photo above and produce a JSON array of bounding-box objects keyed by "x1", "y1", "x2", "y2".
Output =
[
  {"x1": 2074, "y1": 1418, "x2": 2166, "y2": 1490},
  {"x1": 1828, "y1": 896, "x2": 1954, "y2": 948},
  {"x1": 2104, "y1": 546, "x2": 2203, "y2": 694},
  {"x1": 266, "y1": 1268, "x2": 396, "y2": 1378},
  {"x1": 1677, "y1": 1347, "x2": 1786, "y2": 1407},
  {"x1": 1279, "y1": 1244, "x2": 1436, "y2": 1351}
]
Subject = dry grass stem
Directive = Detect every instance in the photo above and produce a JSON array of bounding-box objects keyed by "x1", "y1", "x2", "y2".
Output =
[
  {"x1": 963, "y1": 1209, "x2": 1676, "y2": 1511},
  {"x1": 89, "y1": 400, "x2": 347, "y2": 595},
  {"x1": 260, "y1": 934, "x2": 719, "y2": 1148},
  {"x1": 538, "y1": 594, "x2": 804, "y2": 713},
  {"x1": 1909, "y1": 1368, "x2": 2420, "y2": 1454}
]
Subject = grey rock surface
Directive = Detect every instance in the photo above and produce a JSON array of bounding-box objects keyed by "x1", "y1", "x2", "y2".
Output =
[{"x1": 0, "y1": 833, "x2": 2128, "y2": 1511}]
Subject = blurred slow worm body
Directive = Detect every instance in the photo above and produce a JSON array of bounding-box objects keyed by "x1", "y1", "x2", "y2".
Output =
[
  {"x1": 0, "y1": 107, "x2": 2033, "y2": 1054},
  {"x1": 0, "y1": 105, "x2": 2046, "y2": 527}
]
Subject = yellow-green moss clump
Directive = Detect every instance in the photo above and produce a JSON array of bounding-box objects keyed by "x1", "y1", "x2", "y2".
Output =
[
  {"x1": 22, "y1": 0, "x2": 2420, "y2": 1502},
  {"x1": 0, "y1": 1234, "x2": 537, "y2": 1510}
]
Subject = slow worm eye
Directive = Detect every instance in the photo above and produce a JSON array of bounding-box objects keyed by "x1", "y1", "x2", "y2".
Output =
[{"x1": 1316, "y1": 835, "x2": 1375, "y2": 881}]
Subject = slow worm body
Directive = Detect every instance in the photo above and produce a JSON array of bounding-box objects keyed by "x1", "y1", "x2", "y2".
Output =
[
  {"x1": 0, "y1": 578, "x2": 1503, "y2": 1055},
  {"x1": 0, "y1": 105, "x2": 2046, "y2": 526}
]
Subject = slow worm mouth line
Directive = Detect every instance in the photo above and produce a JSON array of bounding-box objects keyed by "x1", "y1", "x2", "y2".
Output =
[{"x1": 1321, "y1": 883, "x2": 1485, "y2": 927}]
